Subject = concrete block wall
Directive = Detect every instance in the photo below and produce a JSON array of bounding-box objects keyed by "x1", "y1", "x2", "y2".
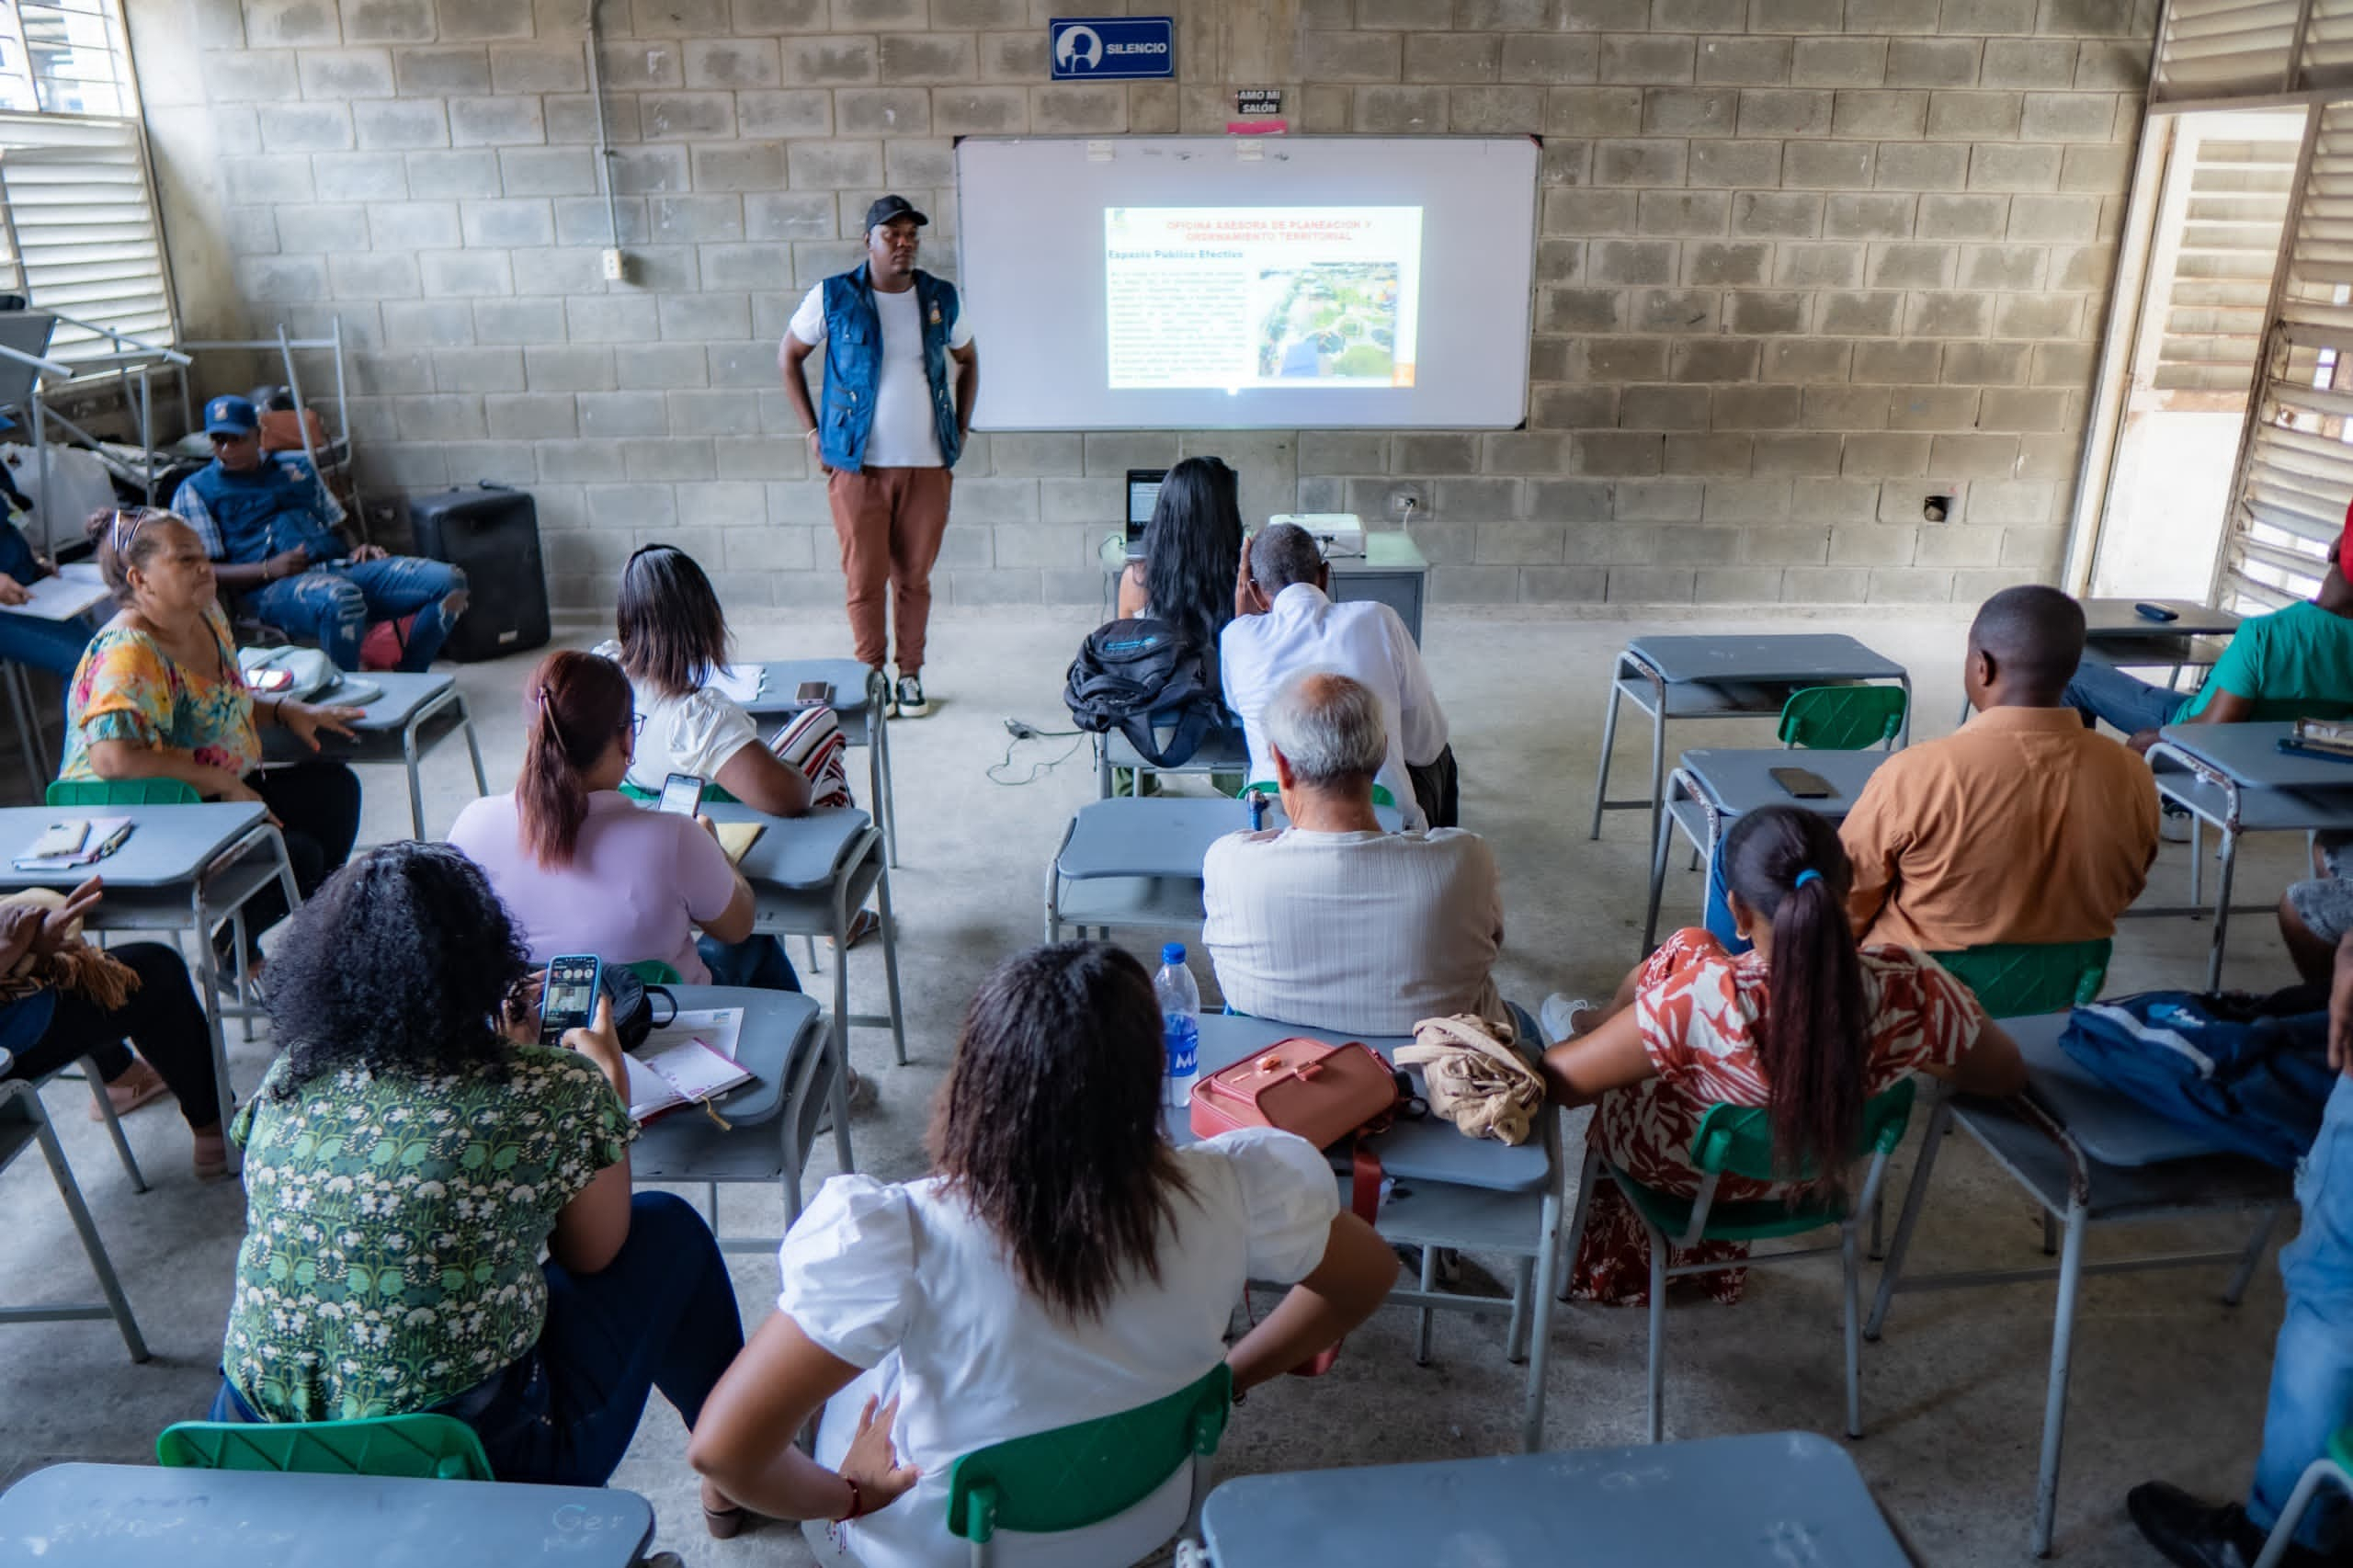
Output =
[{"x1": 132, "y1": 0, "x2": 2152, "y2": 609}]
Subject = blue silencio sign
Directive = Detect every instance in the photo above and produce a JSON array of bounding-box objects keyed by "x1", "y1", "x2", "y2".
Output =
[{"x1": 1049, "y1": 17, "x2": 1176, "y2": 81}]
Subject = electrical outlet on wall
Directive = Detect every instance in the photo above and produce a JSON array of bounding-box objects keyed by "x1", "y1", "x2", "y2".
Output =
[{"x1": 600, "y1": 248, "x2": 629, "y2": 283}]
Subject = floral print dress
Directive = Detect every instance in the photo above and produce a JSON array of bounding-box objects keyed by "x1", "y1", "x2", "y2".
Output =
[
  {"x1": 1571, "y1": 927, "x2": 1984, "y2": 1307},
  {"x1": 59, "y1": 603, "x2": 259, "y2": 783},
  {"x1": 222, "y1": 1047, "x2": 635, "y2": 1421}
]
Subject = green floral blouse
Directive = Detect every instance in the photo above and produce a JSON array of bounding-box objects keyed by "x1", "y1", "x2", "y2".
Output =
[{"x1": 222, "y1": 1046, "x2": 636, "y2": 1422}]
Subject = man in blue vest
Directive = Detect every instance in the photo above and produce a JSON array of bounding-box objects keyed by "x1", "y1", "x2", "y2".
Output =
[
  {"x1": 170, "y1": 395, "x2": 469, "y2": 671},
  {"x1": 779, "y1": 195, "x2": 979, "y2": 719}
]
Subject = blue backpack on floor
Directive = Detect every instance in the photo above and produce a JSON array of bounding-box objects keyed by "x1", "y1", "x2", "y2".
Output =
[{"x1": 2058, "y1": 989, "x2": 2334, "y2": 1169}]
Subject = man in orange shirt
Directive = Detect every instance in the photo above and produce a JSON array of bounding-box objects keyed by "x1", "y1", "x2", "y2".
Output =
[{"x1": 1840, "y1": 585, "x2": 2160, "y2": 954}]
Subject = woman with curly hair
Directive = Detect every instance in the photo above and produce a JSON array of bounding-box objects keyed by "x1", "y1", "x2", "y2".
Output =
[
  {"x1": 209, "y1": 841, "x2": 747, "y2": 1527},
  {"x1": 688, "y1": 941, "x2": 1395, "y2": 1565}
]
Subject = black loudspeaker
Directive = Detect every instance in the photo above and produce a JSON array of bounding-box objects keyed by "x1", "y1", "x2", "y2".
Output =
[{"x1": 404, "y1": 483, "x2": 551, "y2": 663}]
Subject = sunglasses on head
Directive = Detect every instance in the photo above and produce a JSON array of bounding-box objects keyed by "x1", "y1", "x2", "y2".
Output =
[{"x1": 107, "y1": 509, "x2": 159, "y2": 559}]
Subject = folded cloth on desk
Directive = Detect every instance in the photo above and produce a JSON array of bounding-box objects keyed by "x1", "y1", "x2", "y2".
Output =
[
  {"x1": 1397, "y1": 1013, "x2": 1543, "y2": 1146},
  {"x1": 709, "y1": 663, "x2": 765, "y2": 703}
]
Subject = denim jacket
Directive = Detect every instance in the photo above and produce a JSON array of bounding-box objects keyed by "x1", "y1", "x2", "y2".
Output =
[{"x1": 818, "y1": 262, "x2": 963, "y2": 472}]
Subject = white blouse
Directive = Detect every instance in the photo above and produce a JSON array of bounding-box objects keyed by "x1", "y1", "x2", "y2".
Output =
[
  {"x1": 778, "y1": 1128, "x2": 1341, "y2": 1568},
  {"x1": 594, "y1": 641, "x2": 761, "y2": 793}
]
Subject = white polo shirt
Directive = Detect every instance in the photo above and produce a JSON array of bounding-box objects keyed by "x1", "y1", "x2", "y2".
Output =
[{"x1": 1217, "y1": 583, "x2": 1449, "y2": 831}]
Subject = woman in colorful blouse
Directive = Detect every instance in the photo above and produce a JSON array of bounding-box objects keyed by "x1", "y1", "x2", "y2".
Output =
[
  {"x1": 212, "y1": 842, "x2": 748, "y2": 1525},
  {"x1": 60, "y1": 508, "x2": 363, "y2": 941},
  {"x1": 1541, "y1": 804, "x2": 2029, "y2": 1305}
]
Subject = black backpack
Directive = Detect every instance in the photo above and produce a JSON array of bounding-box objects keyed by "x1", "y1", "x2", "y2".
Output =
[{"x1": 1063, "y1": 618, "x2": 1225, "y2": 768}]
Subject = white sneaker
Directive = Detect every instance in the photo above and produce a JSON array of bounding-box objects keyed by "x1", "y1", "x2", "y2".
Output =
[
  {"x1": 1540, "y1": 993, "x2": 1597, "y2": 1041},
  {"x1": 894, "y1": 674, "x2": 931, "y2": 719}
]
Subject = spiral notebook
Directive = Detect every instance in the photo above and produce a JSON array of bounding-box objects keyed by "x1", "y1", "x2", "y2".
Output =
[{"x1": 623, "y1": 1006, "x2": 752, "y2": 1123}]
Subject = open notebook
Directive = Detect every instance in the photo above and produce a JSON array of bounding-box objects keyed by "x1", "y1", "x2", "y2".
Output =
[{"x1": 623, "y1": 1006, "x2": 752, "y2": 1123}]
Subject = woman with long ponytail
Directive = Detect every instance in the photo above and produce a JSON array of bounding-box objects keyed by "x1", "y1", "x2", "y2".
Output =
[
  {"x1": 1540, "y1": 804, "x2": 2027, "y2": 1305},
  {"x1": 449, "y1": 650, "x2": 796, "y2": 991}
]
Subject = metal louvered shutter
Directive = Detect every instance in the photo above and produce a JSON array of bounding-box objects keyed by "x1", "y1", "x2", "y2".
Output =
[
  {"x1": 2154, "y1": 129, "x2": 2302, "y2": 392},
  {"x1": 2156, "y1": 0, "x2": 2306, "y2": 106},
  {"x1": 2220, "y1": 102, "x2": 2353, "y2": 607},
  {"x1": 0, "y1": 112, "x2": 174, "y2": 363}
]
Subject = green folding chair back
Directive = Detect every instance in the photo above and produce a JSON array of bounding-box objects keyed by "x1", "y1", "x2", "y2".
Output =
[
  {"x1": 1775, "y1": 686, "x2": 1908, "y2": 750},
  {"x1": 1614, "y1": 1078, "x2": 1919, "y2": 1244},
  {"x1": 946, "y1": 1363, "x2": 1232, "y2": 1563},
  {"x1": 1928, "y1": 939, "x2": 2110, "y2": 1017},
  {"x1": 46, "y1": 778, "x2": 199, "y2": 806},
  {"x1": 620, "y1": 959, "x2": 683, "y2": 984},
  {"x1": 1236, "y1": 779, "x2": 1397, "y2": 809},
  {"x1": 156, "y1": 1413, "x2": 494, "y2": 1482}
]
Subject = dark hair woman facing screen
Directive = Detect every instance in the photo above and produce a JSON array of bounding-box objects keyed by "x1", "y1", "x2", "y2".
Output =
[
  {"x1": 687, "y1": 940, "x2": 1396, "y2": 1566},
  {"x1": 1118, "y1": 457, "x2": 1245, "y2": 677},
  {"x1": 1539, "y1": 804, "x2": 2027, "y2": 1306}
]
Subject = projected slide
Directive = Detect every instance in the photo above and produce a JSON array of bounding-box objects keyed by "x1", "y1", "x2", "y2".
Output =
[{"x1": 1105, "y1": 207, "x2": 1423, "y2": 392}]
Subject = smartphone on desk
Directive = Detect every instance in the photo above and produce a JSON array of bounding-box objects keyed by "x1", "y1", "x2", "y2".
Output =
[
  {"x1": 1769, "y1": 766, "x2": 1836, "y2": 800},
  {"x1": 245, "y1": 667, "x2": 294, "y2": 694},
  {"x1": 540, "y1": 954, "x2": 601, "y2": 1047},
  {"x1": 794, "y1": 680, "x2": 831, "y2": 707},
  {"x1": 27, "y1": 820, "x2": 88, "y2": 859},
  {"x1": 656, "y1": 772, "x2": 704, "y2": 815}
]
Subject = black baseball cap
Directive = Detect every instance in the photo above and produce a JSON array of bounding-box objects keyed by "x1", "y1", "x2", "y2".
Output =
[{"x1": 864, "y1": 195, "x2": 929, "y2": 232}]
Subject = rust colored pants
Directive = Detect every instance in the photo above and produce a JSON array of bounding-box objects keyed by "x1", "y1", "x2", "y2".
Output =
[{"x1": 826, "y1": 465, "x2": 952, "y2": 676}]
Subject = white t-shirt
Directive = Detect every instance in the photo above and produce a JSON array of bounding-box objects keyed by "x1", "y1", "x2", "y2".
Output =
[
  {"x1": 592, "y1": 642, "x2": 763, "y2": 794},
  {"x1": 786, "y1": 280, "x2": 973, "y2": 470},
  {"x1": 1218, "y1": 585, "x2": 1449, "y2": 833},
  {"x1": 779, "y1": 1129, "x2": 1339, "y2": 1568},
  {"x1": 1202, "y1": 826, "x2": 1506, "y2": 1036}
]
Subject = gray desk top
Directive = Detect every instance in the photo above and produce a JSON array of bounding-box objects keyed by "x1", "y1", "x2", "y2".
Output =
[
  {"x1": 324, "y1": 669, "x2": 454, "y2": 729},
  {"x1": 0, "y1": 1462, "x2": 655, "y2": 1567},
  {"x1": 652, "y1": 983, "x2": 823, "y2": 1128},
  {"x1": 1170, "y1": 1015, "x2": 1550, "y2": 1193},
  {"x1": 0, "y1": 802, "x2": 267, "y2": 889},
  {"x1": 1056, "y1": 797, "x2": 1404, "y2": 882},
  {"x1": 2155, "y1": 722, "x2": 2353, "y2": 790},
  {"x1": 740, "y1": 658, "x2": 879, "y2": 722},
  {"x1": 697, "y1": 803, "x2": 870, "y2": 891},
  {"x1": 266, "y1": 672, "x2": 462, "y2": 765},
  {"x1": 2081, "y1": 598, "x2": 2243, "y2": 639},
  {"x1": 2001, "y1": 1011, "x2": 2222, "y2": 1167},
  {"x1": 1199, "y1": 1432, "x2": 1908, "y2": 1567},
  {"x1": 1097, "y1": 529, "x2": 1429, "y2": 575},
  {"x1": 1678, "y1": 748, "x2": 1895, "y2": 820},
  {"x1": 1625, "y1": 633, "x2": 1905, "y2": 685}
]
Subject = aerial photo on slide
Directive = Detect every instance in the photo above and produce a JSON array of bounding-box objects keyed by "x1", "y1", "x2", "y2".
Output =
[{"x1": 1255, "y1": 261, "x2": 1404, "y2": 382}]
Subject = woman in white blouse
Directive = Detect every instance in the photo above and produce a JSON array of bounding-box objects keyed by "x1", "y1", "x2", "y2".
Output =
[
  {"x1": 600, "y1": 544, "x2": 812, "y2": 817},
  {"x1": 688, "y1": 941, "x2": 1397, "y2": 1566}
]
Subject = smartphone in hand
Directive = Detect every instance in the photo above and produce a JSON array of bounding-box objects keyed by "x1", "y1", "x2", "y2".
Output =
[
  {"x1": 656, "y1": 772, "x2": 704, "y2": 815},
  {"x1": 540, "y1": 954, "x2": 602, "y2": 1047}
]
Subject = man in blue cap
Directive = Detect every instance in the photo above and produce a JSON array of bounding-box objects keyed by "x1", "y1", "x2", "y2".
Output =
[
  {"x1": 170, "y1": 395, "x2": 468, "y2": 671},
  {"x1": 779, "y1": 194, "x2": 979, "y2": 720}
]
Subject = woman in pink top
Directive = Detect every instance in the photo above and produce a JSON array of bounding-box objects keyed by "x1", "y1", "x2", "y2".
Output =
[{"x1": 449, "y1": 650, "x2": 796, "y2": 991}]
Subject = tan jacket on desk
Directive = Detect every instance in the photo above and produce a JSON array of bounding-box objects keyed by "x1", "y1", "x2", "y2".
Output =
[{"x1": 1839, "y1": 705, "x2": 2160, "y2": 953}]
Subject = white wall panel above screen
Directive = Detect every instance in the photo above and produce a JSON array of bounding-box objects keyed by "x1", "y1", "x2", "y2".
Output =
[{"x1": 955, "y1": 136, "x2": 1540, "y2": 432}]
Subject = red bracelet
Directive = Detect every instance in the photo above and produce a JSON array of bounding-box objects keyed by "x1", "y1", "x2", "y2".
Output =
[{"x1": 836, "y1": 1476, "x2": 865, "y2": 1523}]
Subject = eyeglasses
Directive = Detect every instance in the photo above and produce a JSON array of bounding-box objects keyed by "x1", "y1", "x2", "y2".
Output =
[
  {"x1": 625, "y1": 713, "x2": 644, "y2": 738},
  {"x1": 207, "y1": 430, "x2": 256, "y2": 446},
  {"x1": 106, "y1": 509, "x2": 157, "y2": 560}
]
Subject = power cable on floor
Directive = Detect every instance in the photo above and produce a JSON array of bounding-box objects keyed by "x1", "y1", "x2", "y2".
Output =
[{"x1": 988, "y1": 715, "x2": 1086, "y2": 786}]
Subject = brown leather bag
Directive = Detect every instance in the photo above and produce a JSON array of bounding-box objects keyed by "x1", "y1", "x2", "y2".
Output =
[{"x1": 1189, "y1": 1039, "x2": 1400, "y2": 1377}]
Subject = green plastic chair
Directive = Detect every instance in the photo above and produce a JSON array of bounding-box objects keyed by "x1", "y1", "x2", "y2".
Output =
[
  {"x1": 1775, "y1": 685, "x2": 1908, "y2": 751},
  {"x1": 45, "y1": 778, "x2": 199, "y2": 806},
  {"x1": 1573, "y1": 1077, "x2": 1917, "y2": 1444},
  {"x1": 1928, "y1": 939, "x2": 2110, "y2": 1017},
  {"x1": 2254, "y1": 1423, "x2": 2353, "y2": 1568},
  {"x1": 1235, "y1": 779, "x2": 1398, "y2": 809},
  {"x1": 946, "y1": 1362, "x2": 1233, "y2": 1566},
  {"x1": 620, "y1": 959, "x2": 682, "y2": 984},
  {"x1": 155, "y1": 1412, "x2": 494, "y2": 1482}
]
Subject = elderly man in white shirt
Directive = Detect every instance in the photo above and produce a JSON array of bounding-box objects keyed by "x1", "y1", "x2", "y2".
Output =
[
  {"x1": 1220, "y1": 521, "x2": 1455, "y2": 832},
  {"x1": 1203, "y1": 670, "x2": 1504, "y2": 1036}
]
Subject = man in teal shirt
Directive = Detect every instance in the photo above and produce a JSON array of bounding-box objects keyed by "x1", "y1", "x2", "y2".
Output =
[{"x1": 2063, "y1": 534, "x2": 2353, "y2": 753}]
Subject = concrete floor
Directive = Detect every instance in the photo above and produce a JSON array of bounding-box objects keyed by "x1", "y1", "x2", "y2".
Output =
[{"x1": 0, "y1": 599, "x2": 2313, "y2": 1566}]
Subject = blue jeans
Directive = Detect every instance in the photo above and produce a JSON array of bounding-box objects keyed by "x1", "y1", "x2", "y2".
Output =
[
  {"x1": 2061, "y1": 656, "x2": 2185, "y2": 739},
  {"x1": 208, "y1": 1191, "x2": 744, "y2": 1488},
  {"x1": 0, "y1": 608, "x2": 95, "y2": 677},
  {"x1": 248, "y1": 557, "x2": 466, "y2": 672},
  {"x1": 697, "y1": 931, "x2": 801, "y2": 993},
  {"x1": 2249, "y1": 1073, "x2": 2353, "y2": 1551}
]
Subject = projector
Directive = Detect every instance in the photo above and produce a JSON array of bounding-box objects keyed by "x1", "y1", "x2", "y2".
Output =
[{"x1": 1269, "y1": 512, "x2": 1365, "y2": 556}]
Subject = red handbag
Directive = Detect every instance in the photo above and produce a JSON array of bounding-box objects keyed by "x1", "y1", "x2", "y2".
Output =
[{"x1": 1190, "y1": 1039, "x2": 1400, "y2": 1377}]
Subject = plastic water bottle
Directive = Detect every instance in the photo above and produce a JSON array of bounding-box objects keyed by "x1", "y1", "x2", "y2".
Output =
[{"x1": 1154, "y1": 942, "x2": 1200, "y2": 1110}]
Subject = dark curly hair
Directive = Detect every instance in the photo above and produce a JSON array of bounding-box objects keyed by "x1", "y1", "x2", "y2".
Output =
[
  {"x1": 265, "y1": 841, "x2": 535, "y2": 1085},
  {"x1": 928, "y1": 941, "x2": 1192, "y2": 1323}
]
